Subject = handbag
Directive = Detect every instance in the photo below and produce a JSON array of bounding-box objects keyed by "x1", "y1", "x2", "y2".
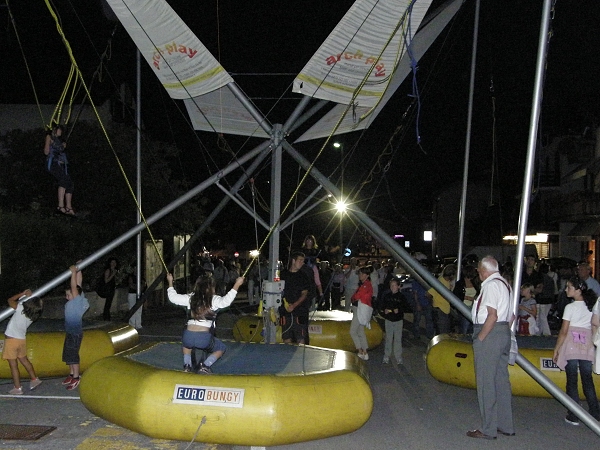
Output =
[
  {"x1": 357, "y1": 301, "x2": 373, "y2": 328},
  {"x1": 527, "y1": 316, "x2": 539, "y2": 336},
  {"x1": 508, "y1": 331, "x2": 518, "y2": 366},
  {"x1": 594, "y1": 328, "x2": 600, "y2": 375},
  {"x1": 594, "y1": 327, "x2": 600, "y2": 347},
  {"x1": 95, "y1": 275, "x2": 109, "y2": 298}
]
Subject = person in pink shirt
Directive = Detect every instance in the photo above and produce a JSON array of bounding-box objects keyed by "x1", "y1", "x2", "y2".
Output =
[{"x1": 350, "y1": 266, "x2": 373, "y2": 360}]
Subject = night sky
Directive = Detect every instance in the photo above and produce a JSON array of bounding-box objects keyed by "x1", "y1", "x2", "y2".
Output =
[{"x1": 2, "y1": 0, "x2": 599, "y2": 252}]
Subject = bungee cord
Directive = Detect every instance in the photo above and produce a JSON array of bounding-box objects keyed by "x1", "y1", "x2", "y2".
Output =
[{"x1": 43, "y1": 0, "x2": 168, "y2": 273}]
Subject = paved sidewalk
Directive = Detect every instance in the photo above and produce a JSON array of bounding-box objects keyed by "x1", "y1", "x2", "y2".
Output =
[{"x1": 2, "y1": 303, "x2": 599, "y2": 449}]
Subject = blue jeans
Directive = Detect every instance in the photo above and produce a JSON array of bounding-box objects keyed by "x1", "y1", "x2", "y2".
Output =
[
  {"x1": 460, "y1": 314, "x2": 473, "y2": 334},
  {"x1": 413, "y1": 303, "x2": 435, "y2": 339},
  {"x1": 565, "y1": 359, "x2": 600, "y2": 420}
]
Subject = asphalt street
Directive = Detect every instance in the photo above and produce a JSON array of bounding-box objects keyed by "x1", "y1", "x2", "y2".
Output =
[{"x1": 1, "y1": 301, "x2": 599, "y2": 449}]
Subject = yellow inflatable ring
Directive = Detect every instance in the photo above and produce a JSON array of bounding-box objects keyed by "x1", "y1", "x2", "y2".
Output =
[
  {"x1": 1, "y1": 323, "x2": 139, "y2": 378},
  {"x1": 426, "y1": 333, "x2": 600, "y2": 398},
  {"x1": 233, "y1": 311, "x2": 383, "y2": 351},
  {"x1": 80, "y1": 341, "x2": 373, "y2": 446}
]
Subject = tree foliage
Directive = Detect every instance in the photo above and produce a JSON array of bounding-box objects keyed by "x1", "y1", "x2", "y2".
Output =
[{"x1": 0, "y1": 122, "x2": 207, "y2": 295}]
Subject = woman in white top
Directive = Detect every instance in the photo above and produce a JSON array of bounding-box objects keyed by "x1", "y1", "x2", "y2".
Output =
[
  {"x1": 167, "y1": 273, "x2": 244, "y2": 374},
  {"x1": 553, "y1": 277, "x2": 599, "y2": 424},
  {"x1": 592, "y1": 297, "x2": 600, "y2": 374},
  {"x1": 2, "y1": 290, "x2": 43, "y2": 394}
]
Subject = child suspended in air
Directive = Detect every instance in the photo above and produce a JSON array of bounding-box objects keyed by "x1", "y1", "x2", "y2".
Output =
[{"x1": 44, "y1": 124, "x2": 75, "y2": 215}]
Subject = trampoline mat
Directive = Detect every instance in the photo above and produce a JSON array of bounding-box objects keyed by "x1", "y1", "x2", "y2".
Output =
[
  {"x1": 127, "y1": 341, "x2": 337, "y2": 374},
  {"x1": 0, "y1": 424, "x2": 56, "y2": 440}
]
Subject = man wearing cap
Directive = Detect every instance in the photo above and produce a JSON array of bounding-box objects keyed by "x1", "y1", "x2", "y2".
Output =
[{"x1": 522, "y1": 254, "x2": 543, "y2": 296}]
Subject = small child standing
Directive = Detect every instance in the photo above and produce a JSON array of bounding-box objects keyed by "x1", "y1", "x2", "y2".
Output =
[
  {"x1": 2, "y1": 290, "x2": 43, "y2": 394},
  {"x1": 62, "y1": 265, "x2": 89, "y2": 390},
  {"x1": 518, "y1": 283, "x2": 539, "y2": 335},
  {"x1": 379, "y1": 278, "x2": 412, "y2": 365}
]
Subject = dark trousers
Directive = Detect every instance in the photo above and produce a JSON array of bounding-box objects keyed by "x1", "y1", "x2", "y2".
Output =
[
  {"x1": 413, "y1": 303, "x2": 435, "y2": 339},
  {"x1": 331, "y1": 290, "x2": 342, "y2": 310},
  {"x1": 433, "y1": 307, "x2": 450, "y2": 334},
  {"x1": 565, "y1": 359, "x2": 600, "y2": 420},
  {"x1": 473, "y1": 322, "x2": 513, "y2": 437},
  {"x1": 103, "y1": 291, "x2": 115, "y2": 320}
]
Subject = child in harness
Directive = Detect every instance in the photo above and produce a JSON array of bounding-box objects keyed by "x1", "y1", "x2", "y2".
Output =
[{"x1": 167, "y1": 272, "x2": 244, "y2": 373}]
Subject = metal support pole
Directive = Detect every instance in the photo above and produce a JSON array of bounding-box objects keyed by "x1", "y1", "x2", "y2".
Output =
[
  {"x1": 280, "y1": 190, "x2": 329, "y2": 231},
  {"x1": 135, "y1": 49, "x2": 143, "y2": 314},
  {"x1": 456, "y1": 0, "x2": 480, "y2": 280},
  {"x1": 282, "y1": 95, "x2": 311, "y2": 136},
  {"x1": 227, "y1": 83, "x2": 273, "y2": 135},
  {"x1": 511, "y1": 0, "x2": 552, "y2": 314},
  {"x1": 286, "y1": 100, "x2": 329, "y2": 136},
  {"x1": 215, "y1": 182, "x2": 270, "y2": 231},
  {"x1": 264, "y1": 124, "x2": 283, "y2": 344},
  {"x1": 124, "y1": 141, "x2": 273, "y2": 320}
]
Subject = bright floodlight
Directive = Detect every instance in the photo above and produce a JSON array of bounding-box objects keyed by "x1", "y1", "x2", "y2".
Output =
[
  {"x1": 333, "y1": 142, "x2": 342, "y2": 149},
  {"x1": 335, "y1": 200, "x2": 347, "y2": 213},
  {"x1": 249, "y1": 249, "x2": 260, "y2": 258}
]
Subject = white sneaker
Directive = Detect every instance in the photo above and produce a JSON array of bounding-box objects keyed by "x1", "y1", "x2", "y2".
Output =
[
  {"x1": 564, "y1": 416, "x2": 580, "y2": 426},
  {"x1": 363, "y1": 353, "x2": 369, "y2": 361},
  {"x1": 382, "y1": 357, "x2": 390, "y2": 364},
  {"x1": 30, "y1": 378, "x2": 42, "y2": 390},
  {"x1": 9, "y1": 386, "x2": 23, "y2": 395}
]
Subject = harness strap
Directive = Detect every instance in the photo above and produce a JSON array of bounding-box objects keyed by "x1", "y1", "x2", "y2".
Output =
[{"x1": 475, "y1": 277, "x2": 511, "y2": 324}]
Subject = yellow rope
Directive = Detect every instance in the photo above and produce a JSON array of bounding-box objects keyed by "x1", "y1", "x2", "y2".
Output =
[
  {"x1": 42, "y1": 0, "x2": 168, "y2": 273},
  {"x1": 357, "y1": 7, "x2": 412, "y2": 123},
  {"x1": 49, "y1": 64, "x2": 76, "y2": 128},
  {"x1": 243, "y1": 8, "x2": 413, "y2": 276}
]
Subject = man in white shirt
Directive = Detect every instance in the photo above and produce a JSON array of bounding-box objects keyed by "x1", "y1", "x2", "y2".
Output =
[
  {"x1": 467, "y1": 256, "x2": 514, "y2": 440},
  {"x1": 577, "y1": 262, "x2": 600, "y2": 297}
]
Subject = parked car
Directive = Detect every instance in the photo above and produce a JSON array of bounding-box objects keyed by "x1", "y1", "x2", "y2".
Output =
[{"x1": 541, "y1": 257, "x2": 577, "y2": 271}]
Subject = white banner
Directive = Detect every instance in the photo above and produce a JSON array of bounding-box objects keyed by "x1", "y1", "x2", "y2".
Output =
[
  {"x1": 104, "y1": 0, "x2": 232, "y2": 99},
  {"x1": 184, "y1": 89, "x2": 270, "y2": 138},
  {"x1": 293, "y1": 0, "x2": 432, "y2": 108},
  {"x1": 295, "y1": 0, "x2": 462, "y2": 142}
]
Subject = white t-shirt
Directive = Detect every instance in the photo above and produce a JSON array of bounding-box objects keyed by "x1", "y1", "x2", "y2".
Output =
[
  {"x1": 593, "y1": 298, "x2": 600, "y2": 316},
  {"x1": 562, "y1": 300, "x2": 592, "y2": 329},
  {"x1": 5, "y1": 302, "x2": 32, "y2": 340},
  {"x1": 167, "y1": 287, "x2": 238, "y2": 328}
]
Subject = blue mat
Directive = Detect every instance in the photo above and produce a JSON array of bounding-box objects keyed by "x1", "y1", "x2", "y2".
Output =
[{"x1": 127, "y1": 341, "x2": 338, "y2": 375}]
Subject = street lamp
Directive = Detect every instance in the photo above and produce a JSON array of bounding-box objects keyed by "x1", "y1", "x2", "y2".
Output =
[
  {"x1": 333, "y1": 142, "x2": 344, "y2": 197},
  {"x1": 335, "y1": 200, "x2": 347, "y2": 213},
  {"x1": 333, "y1": 142, "x2": 344, "y2": 263}
]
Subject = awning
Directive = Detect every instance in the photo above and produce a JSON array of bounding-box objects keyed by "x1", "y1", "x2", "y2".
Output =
[{"x1": 568, "y1": 221, "x2": 600, "y2": 240}]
